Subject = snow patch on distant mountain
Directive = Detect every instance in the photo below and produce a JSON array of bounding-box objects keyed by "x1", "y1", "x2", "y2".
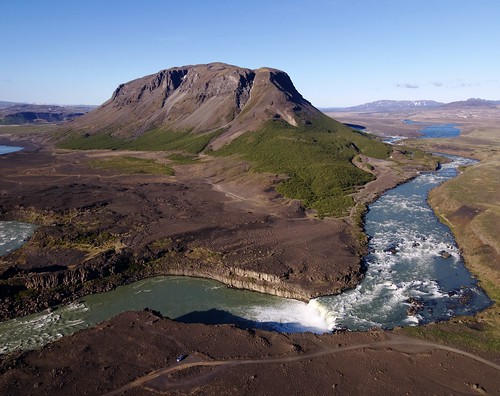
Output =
[
  {"x1": 322, "y1": 100, "x2": 443, "y2": 112},
  {"x1": 322, "y1": 98, "x2": 500, "y2": 113}
]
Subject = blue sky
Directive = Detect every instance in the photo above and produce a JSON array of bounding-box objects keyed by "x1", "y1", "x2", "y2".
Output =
[{"x1": 1, "y1": 0, "x2": 499, "y2": 107}]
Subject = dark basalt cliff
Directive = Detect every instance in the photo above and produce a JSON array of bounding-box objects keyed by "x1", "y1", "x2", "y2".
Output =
[{"x1": 69, "y1": 62, "x2": 319, "y2": 147}]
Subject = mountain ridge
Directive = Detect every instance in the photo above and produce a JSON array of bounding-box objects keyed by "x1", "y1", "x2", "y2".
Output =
[
  {"x1": 58, "y1": 62, "x2": 398, "y2": 218},
  {"x1": 322, "y1": 98, "x2": 500, "y2": 113},
  {"x1": 441, "y1": 98, "x2": 500, "y2": 108}
]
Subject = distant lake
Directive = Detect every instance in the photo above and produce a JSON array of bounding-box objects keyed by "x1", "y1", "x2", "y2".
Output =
[
  {"x1": 0, "y1": 145, "x2": 23, "y2": 155},
  {"x1": 403, "y1": 120, "x2": 461, "y2": 138}
]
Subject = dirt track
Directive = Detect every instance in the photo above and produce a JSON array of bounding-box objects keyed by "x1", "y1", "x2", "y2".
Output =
[
  {"x1": 106, "y1": 333, "x2": 500, "y2": 395},
  {"x1": 1, "y1": 310, "x2": 499, "y2": 395}
]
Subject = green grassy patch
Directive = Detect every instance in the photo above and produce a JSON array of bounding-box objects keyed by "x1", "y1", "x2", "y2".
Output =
[
  {"x1": 398, "y1": 146, "x2": 445, "y2": 168},
  {"x1": 402, "y1": 321, "x2": 500, "y2": 351},
  {"x1": 72, "y1": 231, "x2": 116, "y2": 247},
  {"x1": 90, "y1": 156, "x2": 174, "y2": 175},
  {"x1": 215, "y1": 116, "x2": 390, "y2": 217},
  {"x1": 32, "y1": 230, "x2": 124, "y2": 261},
  {"x1": 186, "y1": 247, "x2": 224, "y2": 265},
  {"x1": 129, "y1": 129, "x2": 221, "y2": 153},
  {"x1": 0, "y1": 124, "x2": 59, "y2": 135},
  {"x1": 58, "y1": 132, "x2": 124, "y2": 150},
  {"x1": 58, "y1": 128, "x2": 222, "y2": 154},
  {"x1": 167, "y1": 153, "x2": 200, "y2": 164}
]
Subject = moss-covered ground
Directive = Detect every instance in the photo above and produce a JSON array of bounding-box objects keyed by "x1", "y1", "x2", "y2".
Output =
[
  {"x1": 214, "y1": 116, "x2": 391, "y2": 217},
  {"x1": 58, "y1": 114, "x2": 394, "y2": 217},
  {"x1": 58, "y1": 128, "x2": 221, "y2": 154}
]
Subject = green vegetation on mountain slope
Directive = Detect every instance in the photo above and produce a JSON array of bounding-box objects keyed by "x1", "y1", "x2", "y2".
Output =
[
  {"x1": 214, "y1": 115, "x2": 391, "y2": 217},
  {"x1": 57, "y1": 128, "x2": 221, "y2": 154},
  {"x1": 57, "y1": 114, "x2": 391, "y2": 217}
]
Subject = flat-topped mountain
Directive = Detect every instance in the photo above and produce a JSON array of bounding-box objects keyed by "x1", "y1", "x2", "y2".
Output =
[
  {"x1": 60, "y1": 62, "x2": 397, "y2": 218},
  {"x1": 69, "y1": 62, "x2": 319, "y2": 148}
]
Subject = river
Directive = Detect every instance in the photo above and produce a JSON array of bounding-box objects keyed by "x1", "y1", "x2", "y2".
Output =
[
  {"x1": 0, "y1": 143, "x2": 492, "y2": 354},
  {"x1": 311, "y1": 154, "x2": 491, "y2": 330}
]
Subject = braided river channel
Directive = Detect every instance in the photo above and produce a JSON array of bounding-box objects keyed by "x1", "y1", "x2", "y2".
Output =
[{"x1": 0, "y1": 148, "x2": 492, "y2": 354}]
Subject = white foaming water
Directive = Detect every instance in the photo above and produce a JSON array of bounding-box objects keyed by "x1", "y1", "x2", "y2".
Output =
[
  {"x1": 0, "y1": 302, "x2": 90, "y2": 354},
  {"x1": 311, "y1": 155, "x2": 491, "y2": 331},
  {"x1": 134, "y1": 289, "x2": 152, "y2": 294},
  {"x1": 383, "y1": 136, "x2": 406, "y2": 144},
  {"x1": 242, "y1": 299, "x2": 330, "y2": 333},
  {"x1": 0, "y1": 221, "x2": 37, "y2": 256}
]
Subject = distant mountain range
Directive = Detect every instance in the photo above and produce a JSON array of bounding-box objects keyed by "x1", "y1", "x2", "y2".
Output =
[
  {"x1": 441, "y1": 98, "x2": 500, "y2": 108},
  {"x1": 0, "y1": 103, "x2": 96, "y2": 125},
  {"x1": 0, "y1": 101, "x2": 20, "y2": 109},
  {"x1": 323, "y1": 98, "x2": 500, "y2": 112}
]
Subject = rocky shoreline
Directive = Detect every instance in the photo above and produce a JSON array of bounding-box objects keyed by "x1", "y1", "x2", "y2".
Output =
[{"x1": 0, "y1": 245, "x2": 362, "y2": 321}]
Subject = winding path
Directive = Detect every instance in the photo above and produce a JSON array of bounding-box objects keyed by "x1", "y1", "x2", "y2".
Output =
[{"x1": 104, "y1": 334, "x2": 500, "y2": 395}]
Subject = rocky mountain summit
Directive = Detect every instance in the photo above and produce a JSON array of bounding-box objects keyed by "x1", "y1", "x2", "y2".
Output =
[
  {"x1": 323, "y1": 98, "x2": 500, "y2": 113},
  {"x1": 71, "y1": 62, "x2": 319, "y2": 148},
  {"x1": 324, "y1": 100, "x2": 444, "y2": 113},
  {"x1": 59, "y1": 62, "x2": 395, "y2": 218}
]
